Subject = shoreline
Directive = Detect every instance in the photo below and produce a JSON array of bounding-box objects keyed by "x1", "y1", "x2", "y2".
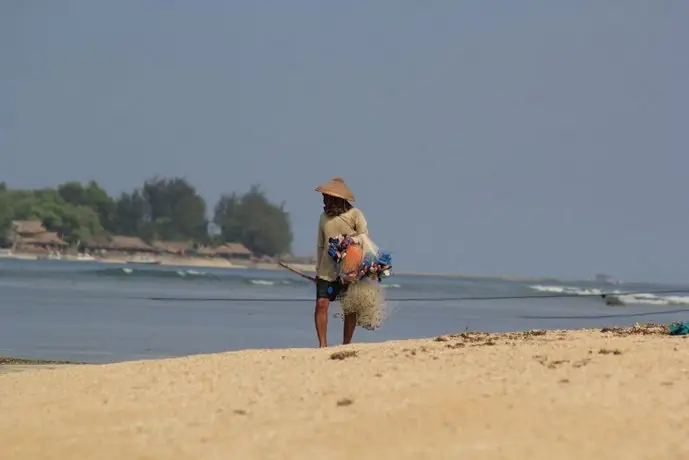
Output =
[
  {"x1": 0, "y1": 356, "x2": 84, "y2": 376},
  {"x1": 1, "y1": 323, "x2": 686, "y2": 458},
  {"x1": 1, "y1": 251, "x2": 569, "y2": 283},
  {"x1": 0, "y1": 322, "x2": 675, "y2": 370}
]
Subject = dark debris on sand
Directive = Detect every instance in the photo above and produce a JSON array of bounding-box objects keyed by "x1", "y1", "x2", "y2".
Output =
[
  {"x1": 600, "y1": 323, "x2": 668, "y2": 336},
  {"x1": 436, "y1": 323, "x2": 673, "y2": 349},
  {"x1": 436, "y1": 329, "x2": 551, "y2": 349},
  {"x1": 336, "y1": 398, "x2": 354, "y2": 407},
  {"x1": 330, "y1": 350, "x2": 358, "y2": 361},
  {"x1": 0, "y1": 356, "x2": 83, "y2": 366},
  {"x1": 598, "y1": 348, "x2": 623, "y2": 355}
]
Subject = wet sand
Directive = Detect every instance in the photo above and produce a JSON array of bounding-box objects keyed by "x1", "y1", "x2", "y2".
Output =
[
  {"x1": 0, "y1": 357, "x2": 80, "y2": 375},
  {"x1": 0, "y1": 364, "x2": 75, "y2": 375},
  {"x1": 1, "y1": 324, "x2": 688, "y2": 459}
]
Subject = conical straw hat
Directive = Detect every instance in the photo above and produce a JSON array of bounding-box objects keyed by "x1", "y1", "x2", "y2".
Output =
[{"x1": 315, "y1": 177, "x2": 355, "y2": 202}]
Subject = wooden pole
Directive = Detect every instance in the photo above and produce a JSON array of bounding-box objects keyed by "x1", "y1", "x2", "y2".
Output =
[{"x1": 277, "y1": 261, "x2": 317, "y2": 283}]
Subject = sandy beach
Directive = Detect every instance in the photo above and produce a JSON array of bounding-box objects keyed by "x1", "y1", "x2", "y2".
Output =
[{"x1": 1, "y1": 324, "x2": 687, "y2": 459}]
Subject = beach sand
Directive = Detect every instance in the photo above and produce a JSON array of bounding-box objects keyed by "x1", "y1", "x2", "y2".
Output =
[{"x1": 1, "y1": 325, "x2": 688, "y2": 459}]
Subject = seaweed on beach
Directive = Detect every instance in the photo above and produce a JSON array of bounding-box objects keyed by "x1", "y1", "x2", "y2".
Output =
[
  {"x1": 336, "y1": 398, "x2": 354, "y2": 407},
  {"x1": 330, "y1": 350, "x2": 358, "y2": 361},
  {"x1": 598, "y1": 348, "x2": 623, "y2": 355},
  {"x1": 0, "y1": 356, "x2": 83, "y2": 365},
  {"x1": 443, "y1": 329, "x2": 548, "y2": 347},
  {"x1": 439, "y1": 331, "x2": 499, "y2": 348},
  {"x1": 449, "y1": 331, "x2": 492, "y2": 342},
  {"x1": 501, "y1": 329, "x2": 549, "y2": 341},
  {"x1": 600, "y1": 323, "x2": 668, "y2": 336}
]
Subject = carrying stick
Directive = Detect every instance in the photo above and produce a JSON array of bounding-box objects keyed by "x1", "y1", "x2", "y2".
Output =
[{"x1": 278, "y1": 261, "x2": 317, "y2": 283}]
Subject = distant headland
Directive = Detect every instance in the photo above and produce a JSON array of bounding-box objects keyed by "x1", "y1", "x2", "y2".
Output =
[{"x1": 0, "y1": 177, "x2": 312, "y2": 270}]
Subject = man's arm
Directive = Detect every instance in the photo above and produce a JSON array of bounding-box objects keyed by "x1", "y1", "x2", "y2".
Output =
[
  {"x1": 354, "y1": 208, "x2": 369, "y2": 235},
  {"x1": 316, "y1": 215, "x2": 325, "y2": 266}
]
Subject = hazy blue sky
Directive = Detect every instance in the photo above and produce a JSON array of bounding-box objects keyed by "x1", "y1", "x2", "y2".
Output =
[{"x1": 2, "y1": 1, "x2": 688, "y2": 282}]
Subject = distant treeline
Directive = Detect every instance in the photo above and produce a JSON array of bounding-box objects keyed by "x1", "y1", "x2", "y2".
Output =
[{"x1": 0, "y1": 177, "x2": 293, "y2": 257}]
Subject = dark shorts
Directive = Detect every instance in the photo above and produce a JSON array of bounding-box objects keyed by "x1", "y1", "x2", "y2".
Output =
[{"x1": 316, "y1": 278, "x2": 348, "y2": 302}]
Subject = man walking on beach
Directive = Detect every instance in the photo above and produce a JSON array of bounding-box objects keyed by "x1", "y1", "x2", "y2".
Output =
[{"x1": 314, "y1": 177, "x2": 369, "y2": 348}]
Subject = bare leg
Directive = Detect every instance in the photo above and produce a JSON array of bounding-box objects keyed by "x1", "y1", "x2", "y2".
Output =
[
  {"x1": 315, "y1": 298, "x2": 329, "y2": 348},
  {"x1": 343, "y1": 313, "x2": 357, "y2": 345}
]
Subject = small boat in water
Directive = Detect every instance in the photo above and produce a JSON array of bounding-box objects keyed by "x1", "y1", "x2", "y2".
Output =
[
  {"x1": 126, "y1": 255, "x2": 161, "y2": 265},
  {"x1": 37, "y1": 251, "x2": 62, "y2": 261}
]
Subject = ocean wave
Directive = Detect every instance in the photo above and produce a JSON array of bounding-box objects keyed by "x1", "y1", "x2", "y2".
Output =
[
  {"x1": 529, "y1": 284, "x2": 689, "y2": 306},
  {"x1": 97, "y1": 267, "x2": 215, "y2": 280},
  {"x1": 99, "y1": 267, "x2": 313, "y2": 286},
  {"x1": 92, "y1": 267, "x2": 405, "y2": 288},
  {"x1": 382, "y1": 283, "x2": 402, "y2": 289},
  {"x1": 0, "y1": 265, "x2": 310, "y2": 286},
  {"x1": 249, "y1": 279, "x2": 298, "y2": 286},
  {"x1": 0, "y1": 264, "x2": 408, "y2": 290}
]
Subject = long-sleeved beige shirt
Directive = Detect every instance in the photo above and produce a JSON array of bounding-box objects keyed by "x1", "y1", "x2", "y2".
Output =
[{"x1": 316, "y1": 207, "x2": 369, "y2": 281}]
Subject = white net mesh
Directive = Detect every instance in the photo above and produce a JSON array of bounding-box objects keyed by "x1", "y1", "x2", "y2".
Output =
[{"x1": 334, "y1": 278, "x2": 389, "y2": 331}]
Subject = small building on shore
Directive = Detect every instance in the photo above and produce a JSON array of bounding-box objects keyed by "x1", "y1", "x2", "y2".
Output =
[
  {"x1": 20, "y1": 231, "x2": 68, "y2": 251},
  {"x1": 8, "y1": 220, "x2": 46, "y2": 243},
  {"x1": 193, "y1": 242, "x2": 254, "y2": 262},
  {"x1": 214, "y1": 243, "x2": 253, "y2": 261},
  {"x1": 7, "y1": 220, "x2": 68, "y2": 252},
  {"x1": 109, "y1": 236, "x2": 155, "y2": 253},
  {"x1": 151, "y1": 240, "x2": 193, "y2": 256},
  {"x1": 82, "y1": 235, "x2": 155, "y2": 255}
]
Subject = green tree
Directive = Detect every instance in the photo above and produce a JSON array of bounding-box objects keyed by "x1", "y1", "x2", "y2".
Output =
[
  {"x1": 141, "y1": 176, "x2": 208, "y2": 241},
  {"x1": 0, "y1": 186, "x2": 103, "y2": 244},
  {"x1": 112, "y1": 190, "x2": 148, "y2": 237},
  {"x1": 213, "y1": 192, "x2": 242, "y2": 242},
  {"x1": 0, "y1": 188, "x2": 13, "y2": 245},
  {"x1": 0, "y1": 178, "x2": 296, "y2": 255},
  {"x1": 57, "y1": 180, "x2": 116, "y2": 232},
  {"x1": 214, "y1": 185, "x2": 293, "y2": 257}
]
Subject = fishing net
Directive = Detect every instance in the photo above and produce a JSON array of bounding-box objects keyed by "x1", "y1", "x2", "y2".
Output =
[
  {"x1": 328, "y1": 233, "x2": 393, "y2": 331},
  {"x1": 328, "y1": 234, "x2": 392, "y2": 284},
  {"x1": 334, "y1": 279, "x2": 389, "y2": 330}
]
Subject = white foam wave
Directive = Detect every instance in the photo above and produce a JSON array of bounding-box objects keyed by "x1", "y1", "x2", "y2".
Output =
[
  {"x1": 382, "y1": 283, "x2": 401, "y2": 289},
  {"x1": 530, "y1": 284, "x2": 604, "y2": 296},
  {"x1": 176, "y1": 270, "x2": 206, "y2": 277},
  {"x1": 250, "y1": 279, "x2": 276, "y2": 286},
  {"x1": 529, "y1": 284, "x2": 689, "y2": 306}
]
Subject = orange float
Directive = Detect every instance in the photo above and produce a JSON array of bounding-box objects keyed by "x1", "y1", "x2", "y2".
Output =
[{"x1": 339, "y1": 242, "x2": 365, "y2": 281}]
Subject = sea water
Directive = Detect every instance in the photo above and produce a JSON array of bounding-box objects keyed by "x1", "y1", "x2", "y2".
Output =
[{"x1": 1, "y1": 258, "x2": 688, "y2": 363}]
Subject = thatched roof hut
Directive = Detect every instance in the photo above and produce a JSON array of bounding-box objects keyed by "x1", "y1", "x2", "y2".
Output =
[
  {"x1": 82, "y1": 235, "x2": 154, "y2": 252},
  {"x1": 21, "y1": 232, "x2": 67, "y2": 247},
  {"x1": 81, "y1": 235, "x2": 111, "y2": 250},
  {"x1": 11, "y1": 220, "x2": 46, "y2": 236},
  {"x1": 151, "y1": 240, "x2": 192, "y2": 255},
  {"x1": 109, "y1": 236, "x2": 154, "y2": 252},
  {"x1": 214, "y1": 243, "x2": 253, "y2": 259}
]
